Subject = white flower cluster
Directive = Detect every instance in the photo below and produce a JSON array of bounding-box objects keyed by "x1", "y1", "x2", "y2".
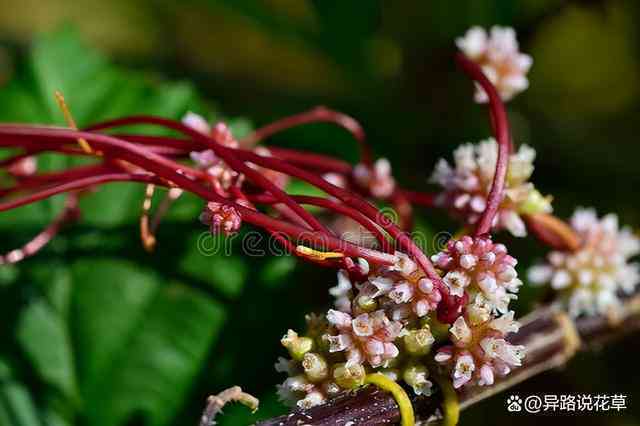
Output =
[
  {"x1": 431, "y1": 138, "x2": 551, "y2": 237},
  {"x1": 528, "y1": 208, "x2": 640, "y2": 317},
  {"x1": 429, "y1": 235, "x2": 526, "y2": 388},
  {"x1": 325, "y1": 309, "x2": 403, "y2": 368},
  {"x1": 435, "y1": 311, "x2": 524, "y2": 388},
  {"x1": 431, "y1": 235, "x2": 522, "y2": 314},
  {"x1": 456, "y1": 26, "x2": 532, "y2": 103},
  {"x1": 276, "y1": 237, "x2": 526, "y2": 406},
  {"x1": 275, "y1": 255, "x2": 438, "y2": 408},
  {"x1": 353, "y1": 252, "x2": 442, "y2": 319}
]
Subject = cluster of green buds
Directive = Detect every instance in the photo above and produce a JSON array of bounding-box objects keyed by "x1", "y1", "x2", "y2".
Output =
[{"x1": 275, "y1": 312, "x2": 439, "y2": 408}]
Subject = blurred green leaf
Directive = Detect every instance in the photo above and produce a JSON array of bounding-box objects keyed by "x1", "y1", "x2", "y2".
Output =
[
  {"x1": 260, "y1": 256, "x2": 296, "y2": 289},
  {"x1": 72, "y1": 258, "x2": 225, "y2": 426},
  {"x1": 16, "y1": 299, "x2": 77, "y2": 399},
  {"x1": 0, "y1": 28, "x2": 206, "y2": 229},
  {"x1": 180, "y1": 232, "x2": 248, "y2": 299},
  {"x1": 0, "y1": 360, "x2": 42, "y2": 426}
]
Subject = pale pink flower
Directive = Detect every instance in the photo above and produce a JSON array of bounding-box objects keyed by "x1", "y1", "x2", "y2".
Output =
[
  {"x1": 431, "y1": 138, "x2": 551, "y2": 237},
  {"x1": 324, "y1": 309, "x2": 403, "y2": 368},
  {"x1": 528, "y1": 208, "x2": 640, "y2": 317},
  {"x1": 431, "y1": 235, "x2": 522, "y2": 314},
  {"x1": 200, "y1": 201, "x2": 242, "y2": 235},
  {"x1": 354, "y1": 158, "x2": 396, "y2": 198},
  {"x1": 329, "y1": 270, "x2": 353, "y2": 312},
  {"x1": 354, "y1": 252, "x2": 442, "y2": 318},
  {"x1": 252, "y1": 147, "x2": 289, "y2": 189},
  {"x1": 7, "y1": 156, "x2": 37, "y2": 177},
  {"x1": 456, "y1": 26, "x2": 532, "y2": 103},
  {"x1": 436, "y1": 312, "x2": 524, "y2": 388}
]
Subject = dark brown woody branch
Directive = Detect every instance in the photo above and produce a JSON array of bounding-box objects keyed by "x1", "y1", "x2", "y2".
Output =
[{"x1": 256, "y1": 293, "x2": 640, "y2": 425}]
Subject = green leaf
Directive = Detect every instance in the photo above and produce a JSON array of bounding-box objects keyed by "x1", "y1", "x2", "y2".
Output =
[
  {"x1": 71, "y1": 258, "x2": 226, "y2": 426},
  {"x1": 180, "y1": 232, "x2": 248, "y2": 299},
  {"x1": 0, "y1": 358, "x2": 42, "y2": 426},
  {"x1": 71, "y1": 258, "x2": 159, "y2": 394},
  {"x1": 28, "y1": 262, "x2": 73, "y2": 317},
  {"x1": 16, "y1": 299, "x2": 77, "y2": 399},
  {"x1": 260, "y1": 256, "x2": 296, "y2": 289},
  {"x1": 0, "y1": 28, "x2": 207, "y2": 229},
  {"x1": 0, "y1": 381, "x2": 41, "y2": 426}
]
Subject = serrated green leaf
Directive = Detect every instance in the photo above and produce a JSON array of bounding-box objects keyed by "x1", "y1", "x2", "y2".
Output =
[{"x1": 71, "y1": 257, "x2": 226, "y2": 426}]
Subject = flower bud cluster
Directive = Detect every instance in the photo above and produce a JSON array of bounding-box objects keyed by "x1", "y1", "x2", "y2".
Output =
[
  {"x1": 435, "y1": 311, "x2": 524, "y2": 388},
  {"x1": 199, "y1": 201, "x2": 247, "y2": 236},
  {"x1": 353, "y1": 252, "x2": 442, "y2": 319},
  {"x1": 431, "y1": 138, "x2": 551, "y2": 237},
  {"x1": 277, "y1": 235, "x2": 526, "y2": 406},
  {"x1": 528, "y1": 208, "x2": 640, "y2": 317},
  {"x1": 275, "y1": 313, "x2": 435, "y2": 408},
  {"x1": 353, "y1": 158, "x2": 396, "y2": 199},
  {"x1": 456, "y1": 26, "x2": 532, "y2": 103},
  {"x1": 431, "y1": 235, "x2": 522, "y2": 314}
]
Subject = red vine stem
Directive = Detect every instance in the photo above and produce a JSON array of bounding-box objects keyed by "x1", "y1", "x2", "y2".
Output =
[
  {"x1": 0, "y1": 126, "x2": 397, "y2": 266},
  {"x1": 455, "y1": 53, "x2": 511, "y2": 237},
  {"x1": 249, "y1": 193, "x2": 393, "y2": 253},
  {"x1": 0, "y1": 194, "x2": 79, "y2": 264},
  {"x1": 85, "y1": 116, "x2": 457, "y2": 315},
  {"x1": 240, "y1": 106, "x2": 372, "y2": 166}
]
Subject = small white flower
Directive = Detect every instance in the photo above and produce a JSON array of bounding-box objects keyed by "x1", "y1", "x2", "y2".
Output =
[
  {"x1": 444, "y1": 270, "x2": 471, "y2": 297},
  {"x1": 183, "y1": 111, "x2": 211, "y2": 134},
  {"x1": 354, "y1": 158, "x2": 396, "y2": 198},
  {"x1": 478, "y1": 364, "x2": 495, "y2": 386},
  {"x1": 453, "y1": 353, "x2": 476, "y2": 388},
  {"x1": 528, "y1": 208, "x2": 640, "y2": 317},
  {"x1": 456, "y1": 26, "x2": 532, "y2": 103},
  {"x1": 438, "y1": 308, "x2": 524, "y2": 388},
  {"x1": 450, "y1": 316, "x2": 472, "y2": 345},
  {"x1": 329, "y1": 271, "x2": 353, "y2": 312},
  {"x1": 431, "y1": 138, "x2": 551, "y2": 237}
]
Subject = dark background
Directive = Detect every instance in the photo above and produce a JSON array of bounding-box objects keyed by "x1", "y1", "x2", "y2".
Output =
[{"x1": 0, "y1": 0, "x2": 638, "y2": 425}]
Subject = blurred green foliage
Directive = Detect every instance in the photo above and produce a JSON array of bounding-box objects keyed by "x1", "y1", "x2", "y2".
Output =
[{"x1": 0, "y1": 1, "x2": 639, "y2": 425}]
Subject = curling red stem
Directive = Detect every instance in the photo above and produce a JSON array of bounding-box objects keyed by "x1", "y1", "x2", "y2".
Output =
[
  {"x1": 0, "y1": 194, "x2": 79, "y2": 264},
  {"x1": 250, "y1": 193, "x2": 393, "y2": 253},
  {"x1": 94, "y1": 115, "x2": 440, "y2": 288},
  {"x1": 455, "y1": 53, "x2": 511, "y2": 237},
  {"x1": 0, "y1": 126, "x2": 396, "y2": 266},
  {"x1": 241, "y1": 106, "x2": 372, "y2": 165}
]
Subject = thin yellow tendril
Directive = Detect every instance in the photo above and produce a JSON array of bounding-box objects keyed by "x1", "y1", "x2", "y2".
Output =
[
  {"x1": 140, "y1": 184, "x2": 157, "y2": 252},
  {"x1": 54, "y1": 90, "x2": 97, "y2": 155},
  {"x1": 364, "y1": 373, "x2": 414, "y2": 426},
  {"x1": 295, "y1": 245, "x2": 345, "y2": 261},
  {"x1": 433, "y1": 374, "x2": 460, "y2": 426}
]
